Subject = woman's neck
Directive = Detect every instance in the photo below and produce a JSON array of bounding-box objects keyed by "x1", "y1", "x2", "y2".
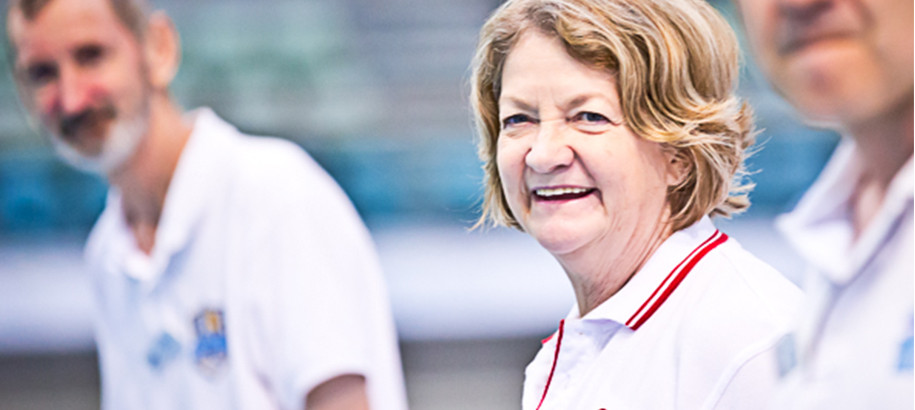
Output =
[{"x1": 560, "y1": 217, "x2": 673, "y2": 317}]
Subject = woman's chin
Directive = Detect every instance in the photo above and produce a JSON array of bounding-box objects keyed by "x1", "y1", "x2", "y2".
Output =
[{"x1": 531, "y1": 228, "x2": 591, "y2": 259}]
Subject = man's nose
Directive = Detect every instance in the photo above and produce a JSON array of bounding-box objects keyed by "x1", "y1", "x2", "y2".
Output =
[
  {"x1": 525, "y1": 120, "x2": 574, "y2": 174},
  {"x1": 56, "y1": 65, "x2": 94, "y2": 115}
]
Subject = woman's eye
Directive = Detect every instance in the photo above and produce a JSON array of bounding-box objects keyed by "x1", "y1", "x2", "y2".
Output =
[
  {"x1": 572, "y1": 111, "x2": 610, "y2": 123},
  {"x1": 501, "y1": 114, "x2": 533, "y2": 128}
]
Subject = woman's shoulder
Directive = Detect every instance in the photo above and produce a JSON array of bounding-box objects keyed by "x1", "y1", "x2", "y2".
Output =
[
  {"x1": 667, "y1": 221, "x2": 801, "y2": 330},
  {"x1": 676, "y1": 234, "x2": 801, "y2": 351},
  {"x1": 709, "y1": 236, "x2": 802, "y2": 317},
  {"x1": 663, "y1": 237, "x2": 799, "y2": 407}
]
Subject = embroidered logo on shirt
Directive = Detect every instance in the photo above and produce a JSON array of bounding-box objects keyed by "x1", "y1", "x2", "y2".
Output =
[
  {"x1": 775, "y1": 332, "x2": 798, "y2": 378},
  {"x1": 897, "y1": 314, "x2": 914, "y2": 372},
  {"x1": 194, "y1": 308, "x2": 228, "y2": 375},
  {"x1": 147, "y1": 331, "x2": 181, "y2": 370}
]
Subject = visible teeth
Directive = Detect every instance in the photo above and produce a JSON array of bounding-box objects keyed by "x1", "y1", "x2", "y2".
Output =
[{"x1": 535, "y1": 187, "x2": 590, "y2": 197}]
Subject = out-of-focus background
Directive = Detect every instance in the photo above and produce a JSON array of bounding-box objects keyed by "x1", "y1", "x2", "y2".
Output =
[{"x1": 0, "y1": 0, "x2": 838, "y2": 408}]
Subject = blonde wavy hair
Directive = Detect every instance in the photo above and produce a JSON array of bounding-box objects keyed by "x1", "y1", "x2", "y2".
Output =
[{"x1": 471, "y1": 0, "x2": 755, "y2": 232}]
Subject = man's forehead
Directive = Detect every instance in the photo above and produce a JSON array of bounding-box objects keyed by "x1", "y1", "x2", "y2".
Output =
[
  {"x1": 7, "y1": 7, "x2": 28, "y2": 45},
  {"x1": 9, "y1": 0, "x2": 133, "y2": 61}
]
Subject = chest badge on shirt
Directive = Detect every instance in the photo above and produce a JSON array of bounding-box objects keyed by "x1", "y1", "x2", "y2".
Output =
[
  {"x1": 897, "y1": 313, "x2": 914, "y2": 372},
  {"x1": 147, "y1": 331, "x2": 181, "y2": 371},
  {"x1": 775, "y1": 332, "x2": 798, "y2": 377},
  {"x1": 194, "y1": 308, "x2": 228, "y2": 375}
]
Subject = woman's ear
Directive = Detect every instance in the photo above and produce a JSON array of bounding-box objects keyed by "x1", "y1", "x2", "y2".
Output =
[
  {"x1": 663, "y1": 145, "x2": 691, "y2": 187},
  {"x1": 143, "y1": 12, "x2": 181, "y2": 89}
]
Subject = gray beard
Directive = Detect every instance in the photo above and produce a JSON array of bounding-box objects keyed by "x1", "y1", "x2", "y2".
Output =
[{"x1": 50, "y1": 106, "x2": 150, "y2": 177}]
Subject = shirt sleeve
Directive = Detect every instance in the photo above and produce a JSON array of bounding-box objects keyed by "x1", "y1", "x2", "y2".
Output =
[
  {"x1": 706, "y1": 337, "x2": 782, "y2": 410},
  {"x1": 236, "y1": 148, "x2": 403, "y2": 410}
]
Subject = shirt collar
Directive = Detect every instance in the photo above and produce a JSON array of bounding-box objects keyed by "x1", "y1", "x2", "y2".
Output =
[
  {"x1": 570, "y1": 216, "x2": 728, "y2": 331},
  {"x1": 104, "y1": 108, "x2": 235, "y2": 284},
  {"x1": 777, "y1": 138, "x2": 914, "y2": 284}
]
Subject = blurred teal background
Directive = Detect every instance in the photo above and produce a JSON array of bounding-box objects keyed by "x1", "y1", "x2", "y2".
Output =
[{"x1": 0, "y1": 0, "x2": 838, "y2": 409}]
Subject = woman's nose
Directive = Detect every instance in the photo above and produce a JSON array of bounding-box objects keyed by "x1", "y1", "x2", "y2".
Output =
[{"x1": 525, "y1": 120, "x2": 574, "y2": 174}]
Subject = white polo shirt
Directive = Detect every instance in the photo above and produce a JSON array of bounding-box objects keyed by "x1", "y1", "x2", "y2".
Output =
[
  {"x1": 522, "y1": 217, "x2": 801, "y2": 410},
  {"x1": 85, "y1": 108, "x2": 407, "y2": 410},
  {"x1": 771, "y1": 140, "x2": 914, "y2": 409}
]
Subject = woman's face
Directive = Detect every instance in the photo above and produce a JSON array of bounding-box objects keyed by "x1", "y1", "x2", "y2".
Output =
[{"x1": 496, "y1": 30, "x2": 681, "y2": 263}]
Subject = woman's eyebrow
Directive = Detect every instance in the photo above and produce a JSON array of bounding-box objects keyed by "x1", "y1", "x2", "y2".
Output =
[
  {"x1": 562, "y1": 93, "x2": 611, "y2": 111},
  {"x1": 498, "y1": 95, "x2": 538, "y2": 114}
]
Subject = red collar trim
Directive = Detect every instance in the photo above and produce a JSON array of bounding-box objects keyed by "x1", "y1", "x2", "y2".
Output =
[
  {"x1": 624, "y1": 230, "x2": 728, "y2": 330},
  {"x1": 536, "y1": 319, "x2": 565, "y2": 410}
]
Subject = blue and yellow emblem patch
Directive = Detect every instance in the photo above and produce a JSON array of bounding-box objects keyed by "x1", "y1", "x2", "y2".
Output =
[{"x1": 194, "y1": 308, "x2": 228, "y2": 375}]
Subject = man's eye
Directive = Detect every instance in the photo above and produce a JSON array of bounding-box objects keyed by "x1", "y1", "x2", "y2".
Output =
[
  {"x1": 501, "y1": 114, "x2": 533, "y2": 128},
  {"x1": 74, "y1": 45, "x2": 105, "y2": 66},
  {"x1": 572, "y1": 111, "x2": 610, "y2": 123},
  {"x1": 25, "y1": 63, "x2": 58, "y2": 85}
]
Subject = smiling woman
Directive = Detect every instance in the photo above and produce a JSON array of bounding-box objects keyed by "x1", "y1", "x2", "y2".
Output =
[
  {"x1": 469, "y1": 0, "x2": 802, "y2": 409},
  {"x1": 496, "y1": 31, "x2": 681, "y2": 301}
]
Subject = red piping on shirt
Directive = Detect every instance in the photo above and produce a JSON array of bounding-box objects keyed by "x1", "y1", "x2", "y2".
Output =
[
  {"x1": 625, "y1": 230, "x2": 728, "y2": 330},
  {"x1": 536, "y1": 319, "x2": 565, "y2": 410},
  {"x1": 541, "y1": 332, "x2": 556, "y2": 345}
]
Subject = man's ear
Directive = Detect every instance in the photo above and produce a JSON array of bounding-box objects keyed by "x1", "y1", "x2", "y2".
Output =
[
  {"x1": 663, "y1": 145, "x2": 692, "y2": 188},
  {"x1": 143, "y1": 12, "x2": 181, "y2": 89}
]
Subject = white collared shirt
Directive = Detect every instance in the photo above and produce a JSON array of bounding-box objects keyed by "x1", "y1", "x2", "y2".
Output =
[
  {"x1": 522, "y1": 217, "x2": 801, "y2": 410},
  {"x1": 772, "y1": 139, "x2": 914, "y2": 409},
  {"x1": 85, "y1": 108, "x2": 407, "y2": 410}
]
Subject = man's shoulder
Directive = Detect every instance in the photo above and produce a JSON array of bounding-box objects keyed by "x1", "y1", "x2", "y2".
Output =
[
  {"x1": 189, "y1": 109, "x2": 324, "y2": 182},
  {"x1": 202, "y1": 123, "x2": 330, "y2": 189},
  {"x1": 209, "y1": 127, "x2": 352, "y2": 213},
  {"x1": 225, "y1": 132, "x2": 317, "y2": 176}
]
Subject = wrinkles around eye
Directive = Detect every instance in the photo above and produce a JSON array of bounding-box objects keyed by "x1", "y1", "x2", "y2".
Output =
[
  {"x1": 501, "y1": 113, "x2": 536, "y2": 130},
  {"x1": 570, "y1": 111, "x2": 621, "y2": 134},
  {"x1": 571, "y1": 111, "x2": 613, "y2": 124}
]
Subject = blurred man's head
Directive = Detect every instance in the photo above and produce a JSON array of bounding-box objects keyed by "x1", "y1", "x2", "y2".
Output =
[
  {"x1": 6, "y1": 0, "x2": 178, "y2": 175},
  {"x1": 734, "y1": 0, "x2": 913, "y2": 129}
]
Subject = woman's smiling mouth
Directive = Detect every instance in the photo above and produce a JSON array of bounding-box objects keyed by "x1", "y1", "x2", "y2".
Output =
[{"x1": 533, "y1": 186, "x2": 597, "y2": 201}]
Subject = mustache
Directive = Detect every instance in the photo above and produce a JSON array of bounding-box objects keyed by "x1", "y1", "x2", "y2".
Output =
[
  {"x1": 776, "y1": 3, "x2": 865, "y2": 55},
  {"x1": 58, "y1": 104, "x2": 117, "y2": 139}
]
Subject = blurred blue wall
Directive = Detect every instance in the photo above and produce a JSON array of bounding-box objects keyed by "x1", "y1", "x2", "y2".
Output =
[
  {"x1": 0, "y1": 1, "x2": 842, "y2": 355},
  {"x1": 0, "y1": 0, "x2": 839, "y2": 236}
]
